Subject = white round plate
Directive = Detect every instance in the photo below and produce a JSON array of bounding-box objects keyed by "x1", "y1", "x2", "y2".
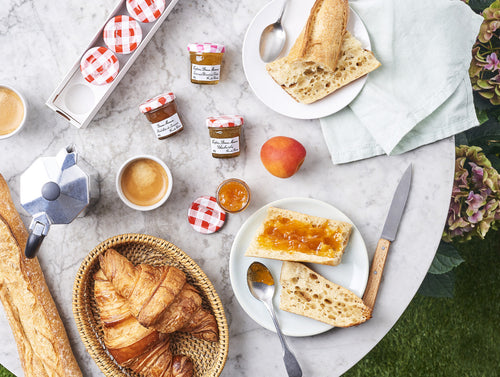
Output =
[
  {"x1": 229, "y1": 197, "x2": 369, "y2": 337},
  {"x1": 242, "y1": 0, "x2": 371, "y2": 120}
]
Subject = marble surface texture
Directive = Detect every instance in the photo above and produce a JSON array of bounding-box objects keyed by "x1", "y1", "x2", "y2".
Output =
[{"x1": 0, "y1": 0, "x2": 455, "y2": 376}]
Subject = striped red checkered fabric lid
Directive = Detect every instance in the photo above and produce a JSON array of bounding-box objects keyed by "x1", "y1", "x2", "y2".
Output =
[
  {"x1": 80, "y1": 47, "x2": 119, "y2": 85},
  {"x1": 103, "y1": 15, "x2": 142, "y2": 54},
  {"x1": 187, "y1": 43, "x2": 225, "y2": 53},
  {"x1": 127, "y1": 0, "x2": 165, "y2": 23},
  {"x1": 206, "y1": 115, "x2": 244, "y2": 128},
  {"x1": 188, "y1": 196, "x2": 226, "y2": 234},
  {"x1": 139, "y1": 92, "x2": 176, "y2": 113}
]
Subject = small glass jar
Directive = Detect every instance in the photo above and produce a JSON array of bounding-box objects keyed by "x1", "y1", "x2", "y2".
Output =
[
  {"x1": 126, "y1": 0, "x2": 166, "y2": 23},
  {"x1": 187, "y1": 43, "x2": 225, "y2": 85},
  {"x1": 206, "y1": 115, "x2": 244, "y2": 158},
  {"x1": 216, "y1": 178, "x2": 251, "y2": 213},
  {"x1": 139, "y1": 92, "x2": 184, "y2": 140}
]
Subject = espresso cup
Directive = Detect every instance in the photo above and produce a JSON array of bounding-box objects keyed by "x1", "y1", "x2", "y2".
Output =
[
  {"x1": 0, "y1": 84, "x2": 27, "y2": 140},
  {"x1": 116, "y1": 155, "x2": 173, "y2": 211}
]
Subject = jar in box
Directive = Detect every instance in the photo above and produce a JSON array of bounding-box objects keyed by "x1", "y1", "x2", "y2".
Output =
[
  {"x1": 126, "y1": 0, "x2": 166, "y2": 23},
  {"x1": 139, "y1": 92, "x2": 184, "y2": 140},
  {"x1": 187, "y1": 43, "x2": 225, "y2": 85},
  {"x1": 206, "y1": 115, "x2": 244, "y2": 158}
]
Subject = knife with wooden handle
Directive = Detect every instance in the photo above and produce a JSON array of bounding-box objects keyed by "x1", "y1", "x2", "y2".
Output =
[{"x1": 362, "y1": 164, "x2": 412, "y2": 310}]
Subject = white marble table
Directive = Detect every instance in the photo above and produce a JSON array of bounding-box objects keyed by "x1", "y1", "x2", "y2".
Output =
[{"x1": 0, "y1": 0, "x2": 455, "y2": 376}]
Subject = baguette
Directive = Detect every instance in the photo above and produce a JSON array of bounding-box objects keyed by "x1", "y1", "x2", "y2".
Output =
[
  {"x1": 279, "y1": 262, "x2": 371, "y2": 327},
  {"x1": 287, "y1": 0, "x2": 349, "y2": 72},
  {"x1": 244, "y1": 207, "x2": 352, "y2": 266},
  {"x1": 0, "y1": 174, "x2": 82, "y2": 377}
]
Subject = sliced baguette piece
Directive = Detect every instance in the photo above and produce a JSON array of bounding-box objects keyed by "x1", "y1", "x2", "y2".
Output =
[
  {"x1": 266, "y1": 31, "x2": 381, "y2": 104},
  {"x1": 279, "y1": 262, "x2": 371, "y2": 327},
  {"x1": 244, "y1": 207, "x2": 352, "y2": 266}
]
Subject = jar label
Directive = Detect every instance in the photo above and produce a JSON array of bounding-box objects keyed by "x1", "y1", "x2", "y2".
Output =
[
  {"x1": 192, "y1": 64, "x2": 221, "y2": 82},
  {"x1": 151, "y1": 113, "x2": 183, "y2": 138},
  {"x1": 211, "y1": 136, "x2": 239, "y2": 154}
]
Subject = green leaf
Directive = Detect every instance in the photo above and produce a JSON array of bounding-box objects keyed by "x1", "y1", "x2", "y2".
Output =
[
  {"x1": 455, "y1": 132, "x2": 469, "y2": 146},
  {"x1": 418, "y1": 270, "x2": 456, "y2": 298},
  {"x1": 468, "y1": 0, "x2": 496, "y2": 14},
  {"x1": 476, "y1": 108, "x2": 490, "y2": 124},
  {"x1": 460, "y1": 119, "x2": 500, "y2": 152},
  {"x1": 428, "y1": 241, "x2": 465, "y2": 274}
]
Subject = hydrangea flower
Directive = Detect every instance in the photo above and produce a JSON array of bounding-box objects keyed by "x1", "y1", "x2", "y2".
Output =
[
  {"x1": 484, "y1": 52, "x2": 500, "y2": 71},
  {"x1": 443, "y1": 146, "x2": 500, "y2": 242},
  {"x1": 470, "y1": 1, "x2": 500, "y2": 105}
]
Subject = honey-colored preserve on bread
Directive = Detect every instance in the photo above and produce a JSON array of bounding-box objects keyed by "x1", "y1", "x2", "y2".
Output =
[
  {"x1": 0, "y1": 87, "x2": 24, "y2": 136},
  {"x1": 120, "y1": 158, "x2": 168, "y2": 206},
  {"x1": 257, "y1": 217, "x2": 343, "y2": 258}
]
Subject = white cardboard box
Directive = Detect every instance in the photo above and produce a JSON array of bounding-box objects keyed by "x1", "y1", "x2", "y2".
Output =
[{"x1": 46, "y1": 0, "x2": 180, "y2": 129}]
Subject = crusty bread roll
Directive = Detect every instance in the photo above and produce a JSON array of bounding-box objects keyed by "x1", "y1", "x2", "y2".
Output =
[
  {"x1": 287, "y1": 0, "x2": 349, "y2": 72},
  {"x1": 266, "y1": 0, "x2": 381, "y2": 104},
  {"x1": 0, "y1": 174, "x2": 82, "y2": 377},
  {"x1": 244, "y1": 207, "x2": 352, "y2": 266},
  {"x1": 279, "y1": 262, "x2": 371, "y2": 327}
]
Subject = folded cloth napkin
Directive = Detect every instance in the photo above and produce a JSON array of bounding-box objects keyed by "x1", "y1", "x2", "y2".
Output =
[{"x1": 320, "y1": 0, "x2": 483, "y2": 164}]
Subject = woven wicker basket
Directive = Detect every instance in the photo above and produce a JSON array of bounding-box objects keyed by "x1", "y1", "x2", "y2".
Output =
[{"x1": 73, "y1": 233, "x2": 229, "y2": 377}]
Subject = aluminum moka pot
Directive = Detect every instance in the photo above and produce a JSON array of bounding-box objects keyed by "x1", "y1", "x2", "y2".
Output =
[{"x1": 20, "y1": 144, "x2": 99, "y2": 258}]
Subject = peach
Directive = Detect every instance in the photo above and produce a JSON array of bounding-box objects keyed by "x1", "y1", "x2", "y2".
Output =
[{"x1": 260, "y1": 136, "x2": 306, "y2": 178}]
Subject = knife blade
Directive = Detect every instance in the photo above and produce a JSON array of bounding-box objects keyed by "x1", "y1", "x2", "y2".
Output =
[{"x1": 362, "y1": 164, "x2": 412, "y2": 310}]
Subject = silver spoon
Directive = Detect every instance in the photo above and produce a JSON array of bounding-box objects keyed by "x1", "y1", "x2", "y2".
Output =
[
  {"x1": 259, "y1": 0, "x2": 288, "y2": 62},
  {"x1": 247, "y1": 261, "x2": 302, "y2": 377}
]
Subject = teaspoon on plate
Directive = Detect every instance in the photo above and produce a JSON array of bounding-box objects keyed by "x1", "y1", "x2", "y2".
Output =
[
  {"x1": 259, "y1": 0, "x2": 288, "y2": 62},
  {"x1": 247, "y1": 261, "x2": 302, "y2": 377}
]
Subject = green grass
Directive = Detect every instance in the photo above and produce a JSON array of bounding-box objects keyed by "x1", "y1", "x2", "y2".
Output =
[
  {"x1": 0, "y1": 367, "x2": 13, "y2": 377},
  {"x1": 0, "y1": 231, "x2": 498, "y2": 377},
  {"x1": 345, "y1": 229, "x2": 500, "y2": 377}
]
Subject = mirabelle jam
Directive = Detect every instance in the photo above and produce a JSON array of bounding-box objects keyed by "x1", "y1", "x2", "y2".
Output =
[
  {"x1": 257, "y1": 217, "x2": 343, "y2": 257},
  {"x1": 248, "y1": 262, "x2": 274, "y2": 286},
  {"x1": 216, "y1": 179, "x2": 250, "y2": 213}
]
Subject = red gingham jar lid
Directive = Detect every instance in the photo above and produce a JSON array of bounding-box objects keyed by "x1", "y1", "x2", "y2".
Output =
[
  {"x1": 127, "y1": 0, "x2": 166, "y2": 23},
  {"x1": 103, "y1": 15, "x2": 143, "y2": 54},
  {"x1": 206, "y1": 115, "x2": 244, "y2": 128},
  {"x1": 80, "y1": 47, "x2": 119, "y2": 85},
  {"x1": 188, "y1": 196, "x2": 226, "y2": 234},
  {"x1": 139, "y1": 92, "x2": 176, "y2": 113},
  {"x1": 187, "y1": 43, "x2": 226, "y2": 54}
]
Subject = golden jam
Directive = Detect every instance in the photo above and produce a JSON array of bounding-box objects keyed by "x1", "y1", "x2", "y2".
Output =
[
  {"x1": 257, "y1": 217, "x2": 343, "y2": 258},
  {"x1": 248, "y1": 263, "x2": 274, "y2": 286},
  {"x1": 216, "y1": 179, "x2": 250, "y2": 213}
]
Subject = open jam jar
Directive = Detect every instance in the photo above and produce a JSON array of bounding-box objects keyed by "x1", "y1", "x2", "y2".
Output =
[
  {"x1": 216, "y1": 178, "x2": 251, "y2": 213},
  {"x1": 187, "y1": 43, "x2": 225, "y2": 85},
  {"x1": 206, "y1": 115, "x2": 244, "y2": 158},
  {"x1": 139, "y1": 92, "x2": 184, "y2": 140}
]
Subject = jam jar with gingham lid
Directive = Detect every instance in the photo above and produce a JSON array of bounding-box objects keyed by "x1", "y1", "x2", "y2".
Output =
[
  {"x1": 126, "y1": 0, "x2": 166, "y2": 23},
  {"x1": 103, "y1": 15, "x2": 142, "y2": 54},
  {"x1": 80, "y1": 46, "x2": 119, "y2": 85},
  {"x1": 187, "y1": 43, "x2": 225, "y2": 85},
  {"x1": 206, "y1": 115, "x2": 244, "y2": 158},
  {"x1": 139, "y1": 92, "x2": 184, "y2": 140}
]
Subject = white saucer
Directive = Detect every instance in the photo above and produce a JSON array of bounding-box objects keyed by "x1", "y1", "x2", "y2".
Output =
[{"x1": 229, "y1": 197, "x2": 369, "y2": 337}]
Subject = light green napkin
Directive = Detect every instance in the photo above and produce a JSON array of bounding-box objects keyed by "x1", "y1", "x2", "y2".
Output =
[{"x1": 320, "y1": 0, "x2": 483, "y2": 164}]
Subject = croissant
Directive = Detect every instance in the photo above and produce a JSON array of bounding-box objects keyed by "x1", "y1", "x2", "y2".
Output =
[
  {"x1": 94, "y1": 269, "x2": 194, "y2": 377},
  {"x1": 100, "y1": 249, "x2": 219, "y2": 342}
]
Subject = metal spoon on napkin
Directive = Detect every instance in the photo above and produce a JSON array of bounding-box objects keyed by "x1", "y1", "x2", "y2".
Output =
[{"x1": 247, "y1": 261, "x2": 302, "y2": 377}]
